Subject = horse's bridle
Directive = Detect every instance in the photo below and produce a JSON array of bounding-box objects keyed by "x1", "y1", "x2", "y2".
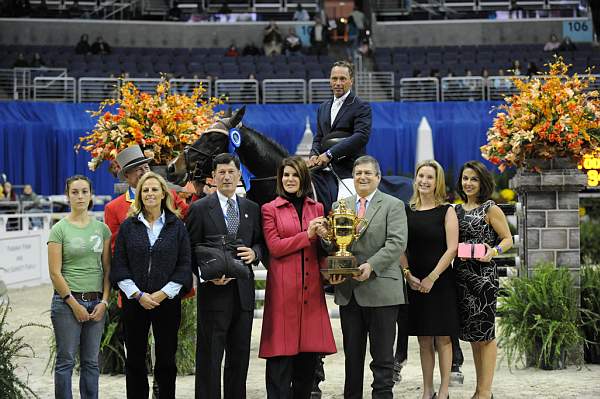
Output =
[{"x1": 183, "y1": 144, "x2": 216, "y2": 182}]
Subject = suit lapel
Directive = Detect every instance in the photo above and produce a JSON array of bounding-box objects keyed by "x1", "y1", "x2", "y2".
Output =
[
  {"x1": 323, "y1": 98, "x2": 333, "y2": 130},
  {"x1": 236, "y1": 195, "x2": 250, "y2": 237},
  {"x1": 208, "y1": 193, "x2": 228, "y2": 234}
]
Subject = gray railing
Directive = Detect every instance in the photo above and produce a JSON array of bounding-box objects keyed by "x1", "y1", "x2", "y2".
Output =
[
  {"x1": 78, "y1": 77, "x2": 120, "y2": 102},
  {"x1": 12, "y1": 67, "x2": 68, "y2": 101},
  {"x1": 262, "y1": 79, "x2": 306, "y2": 104},
  {"x1": 215, "y1": 79, "x2": 259, "y2": 104},
  {"x1": 0, "y1": 69, "x2": 15, "y2": 100},
  {"x1": 441, "y1": 76, "x2": 485, "y2": 101},
  {"x1": 169, "y1": 78, "x2": 212, "y2": 99},
  {"x1": 122, "y1": 77, "x2": 162, "y2": 94},
  {"x1": 399, "y1": 77, "x2": 439, "y2": 102},
  {"x1": 308, "y1": 79, "x2": 331, "y2": 104},
  {"x1": 33, "y1": 76, "x2": 77, "y2": 102},
  {"x1": 355, "y1": 72, "x2": 395, "y2": 102}
]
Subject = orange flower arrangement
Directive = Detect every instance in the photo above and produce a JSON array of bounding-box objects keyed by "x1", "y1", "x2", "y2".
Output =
[
  {"x1": 481, "y1": 57, "x2": 600, "y2": 172},
  {"x1": 77, "y1": 78, "x2": 223, "y2": 171}
]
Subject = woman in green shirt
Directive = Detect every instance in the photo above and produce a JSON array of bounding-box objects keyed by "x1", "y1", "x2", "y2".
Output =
[{"x1": 48, "y1": 175, "x2": 111, "y2": 399}]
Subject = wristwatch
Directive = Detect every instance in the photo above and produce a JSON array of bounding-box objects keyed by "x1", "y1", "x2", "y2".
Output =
[{"x1": 326, "y1": 149, "x2": 333, "y2": 160}]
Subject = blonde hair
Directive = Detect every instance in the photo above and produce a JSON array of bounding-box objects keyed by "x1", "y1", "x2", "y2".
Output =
[
  {"x1": 128, "y1": 172, "x2": 181, "y2": 219},
  {"x1": 409, "y1": 160, "x2": 448, "y2": 210}
]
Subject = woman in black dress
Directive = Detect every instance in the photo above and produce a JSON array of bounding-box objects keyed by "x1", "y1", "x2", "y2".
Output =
[
  {"x1": 401, "y1": 160, "x2": 459, "y2": 399},
  {"x1": 454, "y1": 161, "x2": 512, "y2": 399}
]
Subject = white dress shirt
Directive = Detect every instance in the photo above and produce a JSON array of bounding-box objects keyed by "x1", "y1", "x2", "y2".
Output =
[{"x1": 331, "y1": 90, "x2": 351, "y2": 126}]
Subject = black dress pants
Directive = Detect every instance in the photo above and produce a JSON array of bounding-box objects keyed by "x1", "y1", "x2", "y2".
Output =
[
  {"x1": 195, "y1": 283, "x2": 253, "y2": 399},
  {"x1": 266, "y1": 353, "x2": 318, "y2": 399},
  {"x1": 394, "y1": 304, "x2": 409, "y2": 364},
  {"x1": 122, "y1": 295, "x2": 181, "y2": 399},
  {"x1": 340, "y1": 295, "x2": 399, "y2": 399}
]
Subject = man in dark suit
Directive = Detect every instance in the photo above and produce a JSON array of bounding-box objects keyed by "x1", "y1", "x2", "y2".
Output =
[
  {"x1": 308, "y1": 60, "x2": 372, "y2": 213},
  {"x1": 329, "y1": 155, "x2": 408, "y2": 399},
  {"x1": 186, "y1": 153, "x2": 265, "y2": 399}
]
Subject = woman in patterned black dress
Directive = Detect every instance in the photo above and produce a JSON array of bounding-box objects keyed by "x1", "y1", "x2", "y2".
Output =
[
  {"x1": 401, "y1": 160, "x2": 459, "y2": 399},
  {"x1": 454, "y1": 161, "x2": 512, "y2": 399}
]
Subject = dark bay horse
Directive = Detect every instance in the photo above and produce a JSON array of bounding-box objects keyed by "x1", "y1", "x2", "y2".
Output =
[{"x1": 167, "y1": 106, "x2": 412, "y2": 207}]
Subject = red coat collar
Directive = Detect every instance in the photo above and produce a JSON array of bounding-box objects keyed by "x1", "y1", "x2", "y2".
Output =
[{"x1": 273, "y1": 195, "x2": 317, "y2": 208}]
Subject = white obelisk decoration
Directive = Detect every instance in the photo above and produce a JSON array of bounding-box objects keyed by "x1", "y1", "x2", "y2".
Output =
[
  {"x1": 416, "y1": 116, "x2": 434, "y2": 165},
  {"x1": 295, "y1": 116, "x2": 313, "y2": 159}
]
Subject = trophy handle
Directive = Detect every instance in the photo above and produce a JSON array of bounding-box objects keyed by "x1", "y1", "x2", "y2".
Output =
[{"x1": 353, "y1": 217, "x2": 367, "y2": 239}]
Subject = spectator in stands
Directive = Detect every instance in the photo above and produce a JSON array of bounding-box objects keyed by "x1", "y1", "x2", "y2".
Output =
[
  {"x1": 284, "y1": 28, "x2": 302, "y2": 54},
  {"x1": 12, "y1": 53, "x2": 28, "y2": 68},
  {"x1": 559, "y1": 36, "x2": 577, "y2": 51},
  {"x1": 2, "y1": 181, "x2": 17, "y2": 201},
  {"x1": 30, "y1": 52, "x2": 46, "y2": 67},
  {"x1": 21, "y1": 184, "x2": 41, "y2": 210},
  {"x1": 526, "y1": 62, "x2": 539, "y2": 77},
  {"x1": 293, "y1": 3, "x2": 310, "y2": 21},
  {"x1": 349, "y1": 5, "x2": 367, "y2": 42},
  {"x1": 511, "y1": 60, "x2": 522, "y2": 76},
  {"x1": 91, "y1": 36, "x2": 111, "y2": 55},
  {"x1": 75, "y1": 34, "x2": 91, "y2": 54},
  {"x1": 242, "y1": 42, "x2": 261, "y2": 56},
  {"x1": 67, "y1": 0, "x2": 82, "y2": 18},
  {"x1": 48, "y1": 175, "x2": 111, "y2": 399},
  {"x1": 35, "y1": 0, "x2": 49, "y2": 17},
  {"x1": 263, "y1": 20, "x2": 283, "y2": 56},
  {"x1": 225, "y1": 44, "x2": 240, "y2": 57},
  {"x1": 21, "y1": 183, "x2": 43, "y2": 228},
  {"x1": 309, "y1": 17, "x2": 328, "y2": 56},
  {"x1": 544, "y1": 34, "x2": 561, "y2": 52},
  {"x1": 167, "y1": 0, "x2": 182, "y2": 21},
  {"x1": 494, "y1": 68, "x2": 511, "y2": 91},
  {"x1": 442, "y1": 70, "x2": 455, "y2": 92}
]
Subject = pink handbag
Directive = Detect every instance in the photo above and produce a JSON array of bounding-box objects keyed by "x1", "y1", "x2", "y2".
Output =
[{"x1": 458, "y1": 243, "x2": 486, "y2": 259}]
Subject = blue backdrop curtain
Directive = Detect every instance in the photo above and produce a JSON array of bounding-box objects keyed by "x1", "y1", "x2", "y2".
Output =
[{"x1": 0, "y1": 101, "x2": 501, "y2": 196}]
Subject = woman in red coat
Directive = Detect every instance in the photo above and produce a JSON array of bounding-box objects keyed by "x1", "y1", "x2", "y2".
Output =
[{"x1": 260, "y1": 156, "x2": 336, "y2": 398}]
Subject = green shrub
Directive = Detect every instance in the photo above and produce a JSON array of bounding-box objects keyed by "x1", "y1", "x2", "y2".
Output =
[
  {"x1": 580, "y1": 221, "x2": 600, "y2": 264},
  {"x1": 581, "y1": 265, "x2": 600, "y2": 363},
  {"x1": 0, "y1": 300, "x2": 43, "y2": 398},
  {"x1": 498, "y1": 263, "x2": 584, "y2": 369}
]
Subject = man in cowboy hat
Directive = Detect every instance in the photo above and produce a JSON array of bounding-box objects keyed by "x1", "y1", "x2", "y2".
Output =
[{"x1": 104, "y1": 145, "x2": 189, "y2": 251}]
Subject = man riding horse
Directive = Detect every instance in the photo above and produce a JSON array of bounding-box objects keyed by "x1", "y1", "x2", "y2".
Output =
[{"x1": 307, "y1": 60, "x2": 371, "y2": 214}]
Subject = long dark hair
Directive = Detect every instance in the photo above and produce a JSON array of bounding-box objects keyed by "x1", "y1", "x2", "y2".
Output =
[
  {"x1": 456, "y1": 161, "x2": 495, "y2": 203},
  {"x1": 276, "y1": 156, "x2": 312, "y2": 198}
]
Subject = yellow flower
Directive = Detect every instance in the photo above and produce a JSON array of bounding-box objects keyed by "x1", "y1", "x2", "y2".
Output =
[{"x1": 78, "y1": 76, "x2": 223, "y2": 169}]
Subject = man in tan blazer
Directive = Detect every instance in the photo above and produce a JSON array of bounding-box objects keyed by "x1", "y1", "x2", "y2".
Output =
[{"x1": 330, "y1": 155, "x2": 407, "y2": 399}]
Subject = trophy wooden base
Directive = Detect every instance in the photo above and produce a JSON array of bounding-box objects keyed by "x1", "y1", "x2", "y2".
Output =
[{"x1": 320, "y1": 256, "x2": 360, "y2": 279}]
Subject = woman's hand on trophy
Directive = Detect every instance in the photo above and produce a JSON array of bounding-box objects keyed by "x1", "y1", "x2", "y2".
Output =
[{"x1": 308, "y1": 217, "x2": 327, "y2": 239}]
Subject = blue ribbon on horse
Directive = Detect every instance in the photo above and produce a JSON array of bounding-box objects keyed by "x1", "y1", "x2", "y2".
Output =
[{"x1": 228, "y1": 128, "x2": 255, "y2": 191}]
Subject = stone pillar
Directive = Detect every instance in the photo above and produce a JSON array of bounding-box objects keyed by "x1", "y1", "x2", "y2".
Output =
[{"x1": 509, "y1": 158, "x2": 587, "y2": 287}]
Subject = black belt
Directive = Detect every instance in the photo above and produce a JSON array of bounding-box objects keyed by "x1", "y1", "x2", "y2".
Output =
[{"x1": 56, "y1": 291, "x2": 102, "y2": 301}]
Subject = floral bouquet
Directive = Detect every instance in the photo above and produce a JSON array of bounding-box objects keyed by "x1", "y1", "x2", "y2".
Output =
[
  {"x1": 481, "y1": 57, "x2": 600, "y2": 172},
  {"x1": 77, "y1": 78, "x2": 223, "y2": 171}
]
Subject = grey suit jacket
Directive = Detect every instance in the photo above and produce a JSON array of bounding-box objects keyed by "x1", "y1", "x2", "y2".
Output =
[{"x1": 332, "y1": 190, "x2": 408, "y2": 307}]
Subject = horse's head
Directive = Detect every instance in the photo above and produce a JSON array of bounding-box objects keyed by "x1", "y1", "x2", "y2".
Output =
[{"x1": 166, "y1": 106, "x2": 246, "y2": 187}]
